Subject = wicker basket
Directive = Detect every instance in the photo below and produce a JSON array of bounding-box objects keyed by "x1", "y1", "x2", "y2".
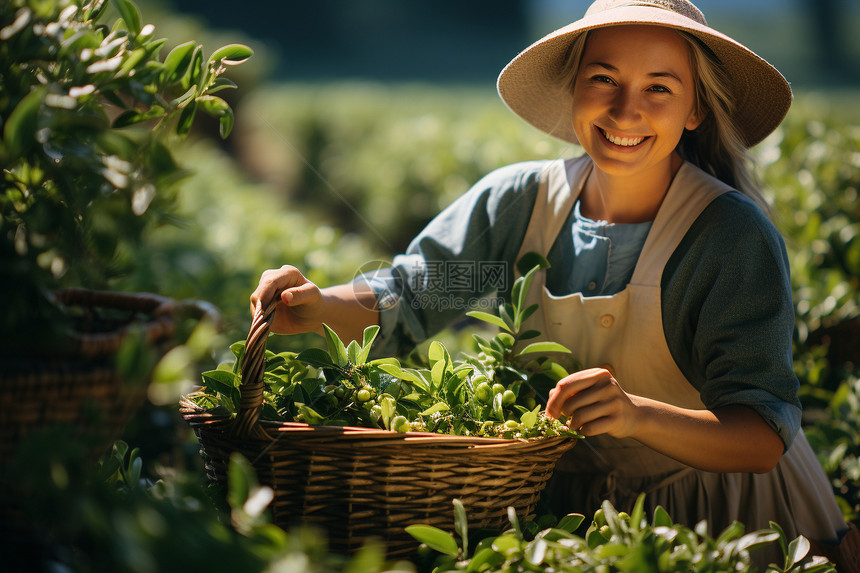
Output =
[
  {"x1": 180, "y1": 301, "x2": 576, "y2": 558},
  {"x1": 0, "y1": 288, "x2": 212, "y2": 465}
]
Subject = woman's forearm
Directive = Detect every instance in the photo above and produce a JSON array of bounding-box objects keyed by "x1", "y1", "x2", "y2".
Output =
[
  {"x1": 314, "y1": 282, "x2": 380, "y2": 344},
  {"x1": 629, "y1": 399, "x2": 784, "y2": 473}
]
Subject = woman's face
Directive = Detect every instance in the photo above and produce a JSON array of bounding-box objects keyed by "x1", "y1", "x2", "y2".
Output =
[{"x1": 571, "y1": 25, "x2": 702, "y2": 182}]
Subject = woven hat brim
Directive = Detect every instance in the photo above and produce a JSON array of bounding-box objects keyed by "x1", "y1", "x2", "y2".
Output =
[{"x1": 497, "y1": 5, "x2": 792, "y2": 147}]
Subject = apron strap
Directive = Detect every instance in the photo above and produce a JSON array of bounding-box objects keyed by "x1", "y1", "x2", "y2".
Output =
[{"x1": 631, "y1": 162, "x2": 732, "y2": 286}]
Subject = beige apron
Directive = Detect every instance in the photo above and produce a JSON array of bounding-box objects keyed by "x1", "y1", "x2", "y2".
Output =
[{"x1": 516, "y1": 156, "x2": 847, "y2": 554}]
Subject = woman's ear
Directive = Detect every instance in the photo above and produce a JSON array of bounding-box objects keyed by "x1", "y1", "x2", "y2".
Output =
[{"x1": 686, "y1": 107, "x2": 706, "y2": 131}]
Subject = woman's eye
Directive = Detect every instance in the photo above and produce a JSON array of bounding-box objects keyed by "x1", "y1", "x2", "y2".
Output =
[
  {"x1": 590, "y1": 75, "x2": 615, "y2": 85},
  {"x1": 648, "y1": 84, "x2": 671, "y2": 94}
]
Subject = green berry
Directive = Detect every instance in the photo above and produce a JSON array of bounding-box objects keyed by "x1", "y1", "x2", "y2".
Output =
[
  {"x1": 356, "y1": 388, "x2": 371, "y2": 403},
  {"x1": 475, "y1": 382, "x2": 493, "y2": 404},
  {"x1": 492, "y1": 383, "x2": 505, "y2": 395},
  {"x1": 391, "y1": 415, "x2": 410, "y2": 433},
  {"x1": 501, "y1": 389, "x2": 516, "y2": 407}
]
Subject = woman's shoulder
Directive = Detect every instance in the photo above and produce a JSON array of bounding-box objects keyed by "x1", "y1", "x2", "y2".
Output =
[
  {"x1": 475, "y1": 159, "x2": 556, "y2": 192},
  {"x1": 667, "y1": 188, "x2": 791, "y2": 290},
  {"x1": 695, "y1": 191, "x2": 787, "y2": 254}
]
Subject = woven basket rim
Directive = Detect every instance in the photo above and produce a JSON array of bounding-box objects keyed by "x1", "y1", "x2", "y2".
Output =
[{"x1": 180, "y1": 392, "x2": 577, "y2": 450}]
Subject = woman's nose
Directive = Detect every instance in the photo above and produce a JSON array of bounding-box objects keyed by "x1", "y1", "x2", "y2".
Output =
[{"x1": 609, "y1": 88, "x2": 640, "y2": 126}]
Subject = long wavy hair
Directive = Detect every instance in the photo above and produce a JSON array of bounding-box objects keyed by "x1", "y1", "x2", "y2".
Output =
[{"x1": 559, "y1": 28, "x2": 771, "y2": 215}]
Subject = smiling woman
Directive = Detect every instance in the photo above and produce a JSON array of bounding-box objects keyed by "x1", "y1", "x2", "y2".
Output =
[{"x1": 252, "y1": 0, "x2": 855, "y2": 569}]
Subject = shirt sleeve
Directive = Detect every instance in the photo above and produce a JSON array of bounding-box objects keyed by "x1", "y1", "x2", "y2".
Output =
[
  {"x1": 662, "y1": 192, "x2": 802, "y2": 450},
  {"x1": 356, "y1": 161, "x2": 547, "y2": 358}
]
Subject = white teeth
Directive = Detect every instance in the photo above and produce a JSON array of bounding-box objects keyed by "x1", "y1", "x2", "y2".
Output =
[{"x1": 602, "y1": 129, "x2": 644, "y2": 147}]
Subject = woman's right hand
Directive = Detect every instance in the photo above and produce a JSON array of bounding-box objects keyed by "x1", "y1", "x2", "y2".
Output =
[{"x1": 250, "y1": 265, "x2": 326, "y2": 335}]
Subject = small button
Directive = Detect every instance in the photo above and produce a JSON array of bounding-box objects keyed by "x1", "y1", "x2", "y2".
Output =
[
  {"x1": 599, "y1": 314, "x2": 614, "y2": 328},
  {"x1": 587, "y1": 281, "x2": 597, "y2": 291}
]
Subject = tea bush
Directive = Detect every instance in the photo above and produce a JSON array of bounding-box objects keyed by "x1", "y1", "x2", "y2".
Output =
[{"x1": 0, "y1": 0, "x2": 251, "y2": 350}]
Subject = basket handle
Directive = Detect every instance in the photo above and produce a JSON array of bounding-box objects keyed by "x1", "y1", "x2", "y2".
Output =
[{"x1": 234, "y1": 298, "x2": 279, "y2": 439}]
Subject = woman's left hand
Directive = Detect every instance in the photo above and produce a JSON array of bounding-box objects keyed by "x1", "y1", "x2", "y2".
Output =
[{"x1": 546, "y1": 367, "x2": 642, "y2": 438}]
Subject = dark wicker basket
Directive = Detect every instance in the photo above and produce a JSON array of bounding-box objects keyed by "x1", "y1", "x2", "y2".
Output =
[
  {"x1": 0, "y1": 288, "x2": 212, "y2": 465},
  {"x1": 180, "y1": 300, "x2": 576, "y2": 558}
]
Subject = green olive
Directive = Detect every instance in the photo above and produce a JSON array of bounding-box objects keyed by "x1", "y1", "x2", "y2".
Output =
[
  {"x1": 492, "y1": 383, "x2": 506, "y2": 395},
  {"x1": 391, "y1": 415, "x2": 410, "y2": 433},
  {"x1": 475, "y1": 382, "x2": 493, "y2": 404},
  {"x1": 356, "y1": 388, "x2": 371, "y2": 403},
  {"x1": 501, "y1": 389, "x2": 516, "y2": 407}
]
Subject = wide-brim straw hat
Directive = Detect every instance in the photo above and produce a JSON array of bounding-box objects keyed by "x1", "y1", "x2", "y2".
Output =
[{"x1": 497, "y1": 0, "x2": 791, "y2": 147}]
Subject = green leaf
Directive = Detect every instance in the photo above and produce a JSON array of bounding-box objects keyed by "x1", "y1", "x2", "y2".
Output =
[
  {"x1": 175, "y1": 99, "x2": 197, "y2": 136},
  {"x1": 491, "y1": 533, "x2": 521, "y2": 554},
  {"x1": 181, "y1": 44, "x2": 204, "y2": 90},
  {"x1": 295, "y1": 347, "x2": 336, "y2": 370},
  {"x1": 377, "y1": 363, "x2": 427, "y2": 387},
  {"x1": 496, "y1": 332, "x2": 515, "y2": 348},
  {"x1": 208, "y1": 43, "x2": 254, "y2": 65},
  {"x1": 630, "y1": 493, "x2": 645, "y2": 533},
  {"x1": 405, "y1": 525, "x2": 459, "y2": 557},
  {"x1": 516, "y1": 251, "x2": 550, "y2": 276},
  {"x1": 769, "y1": 520, "x2": 788, "y2": 556},
  {"x1": 499, "y1": 304, "x2": 517, "y2": 332},
  {"x1": 346, "y1": 339, "x2": 360, "y2": 365},
  {"x1": 111, "y1": 0, "x2": 141, "y2": 35},
  {"x1": 735, "y1": 529, "x2": 781, "y2": 552},
  {"x1": 118, "y1": 47, "x2": 146, "y2": 75},
  {"x1": 466, "y1": 311, "x2": 513, "y2": 333},
  {"x1": 557, "y1": 513, "x2": 586, "y2": 533},
  {"x1": 297, "y1": 404, "x2": 325, "y2": 425},
  {"x1": 519, "y1": 303, "x2": 539, "y2": 325},
  {"x1": 716, "y1": 521, "x2": 746, "y2": 546},
  {"x1": 518, "y1": 329, "x2": 541, "y2": 341},
  {"x1": 653, "y1": 505, "x2": 673, "y2": 528},
  {"x1": 492, "y1": 392, "x2": 504, "y2": 421},
  {"x1": 163, "y1": 41, "x2": 196, "y2": 84},
  {"x1": 342, "y1": 540, "x2": 387, "y2": 573},
  {"x1": 112, "y1": 105, "x2": 165, "y2": 128},
  {"x1": 420, "y1": 402, "x2": 450, "y2": 416},
  {"x1": 361, "y1": 324, "x2": 381, "y2": 348},
  {"x1": 3, "y1": 88, "x2": 44, "y2": 156},
  {"x1": 227, "y1": 453, "x2": 255, "y2": 511},
  {"x1": 453, "y1": 499, "x2": 469, "y2": 555},
  {"x1": 516, "y1": 341, "x2": 571, "y2": 356},
  {"x1": 207, "y1": 77, "x2": 239, "y2": 94},
  {"x1": 785, "y1": 536, "x2": 811, "y2": 569},
  {"x1": 380, "y1": 395, "x2": 396, "y2": 429},
  {"x1": 466, "y1": 547, "x2": 503, "y2": 572},
  {"x1": 428, "y1": 340, "x2": 451, "y2": 368},
  {"x1": 525, "y1": 538, "x2": 548, "y2": 565},
  {"x1": 520, "y1": 405, "x2": 539, "y2": 430},
  {"x1": 196, "y1": 95, "x2": 234, "y2": 138},
  {"x1": 323, "y1": 324, "x2": 349, "y2": 367}
]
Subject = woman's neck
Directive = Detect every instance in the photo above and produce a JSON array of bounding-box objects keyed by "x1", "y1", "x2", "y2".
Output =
[{"x1": 580, "y1": 153, "x2": 684, "y2": 224}]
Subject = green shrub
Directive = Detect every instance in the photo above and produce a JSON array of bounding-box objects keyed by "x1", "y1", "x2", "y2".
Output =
[
  {"x1": 0, "y1": 0, "x2": 251, "y2": 349},
  {"x1": 407, "y1": 496, "x2": 835, "y2": 573}
]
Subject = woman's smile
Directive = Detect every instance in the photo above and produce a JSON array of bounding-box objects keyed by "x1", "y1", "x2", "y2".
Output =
[{"x1": 598, "y1": 126, "x2": 649, "y2": 149}]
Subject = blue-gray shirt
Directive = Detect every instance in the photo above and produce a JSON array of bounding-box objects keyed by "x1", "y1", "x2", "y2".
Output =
[{"x1": 359, "y1": 160, "x2": 801, "y2": 448}]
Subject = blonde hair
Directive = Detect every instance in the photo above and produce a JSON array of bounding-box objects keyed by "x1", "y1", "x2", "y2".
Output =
[{"x1": 559, "y1": 28, "x2": 771, "y2": 216}]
